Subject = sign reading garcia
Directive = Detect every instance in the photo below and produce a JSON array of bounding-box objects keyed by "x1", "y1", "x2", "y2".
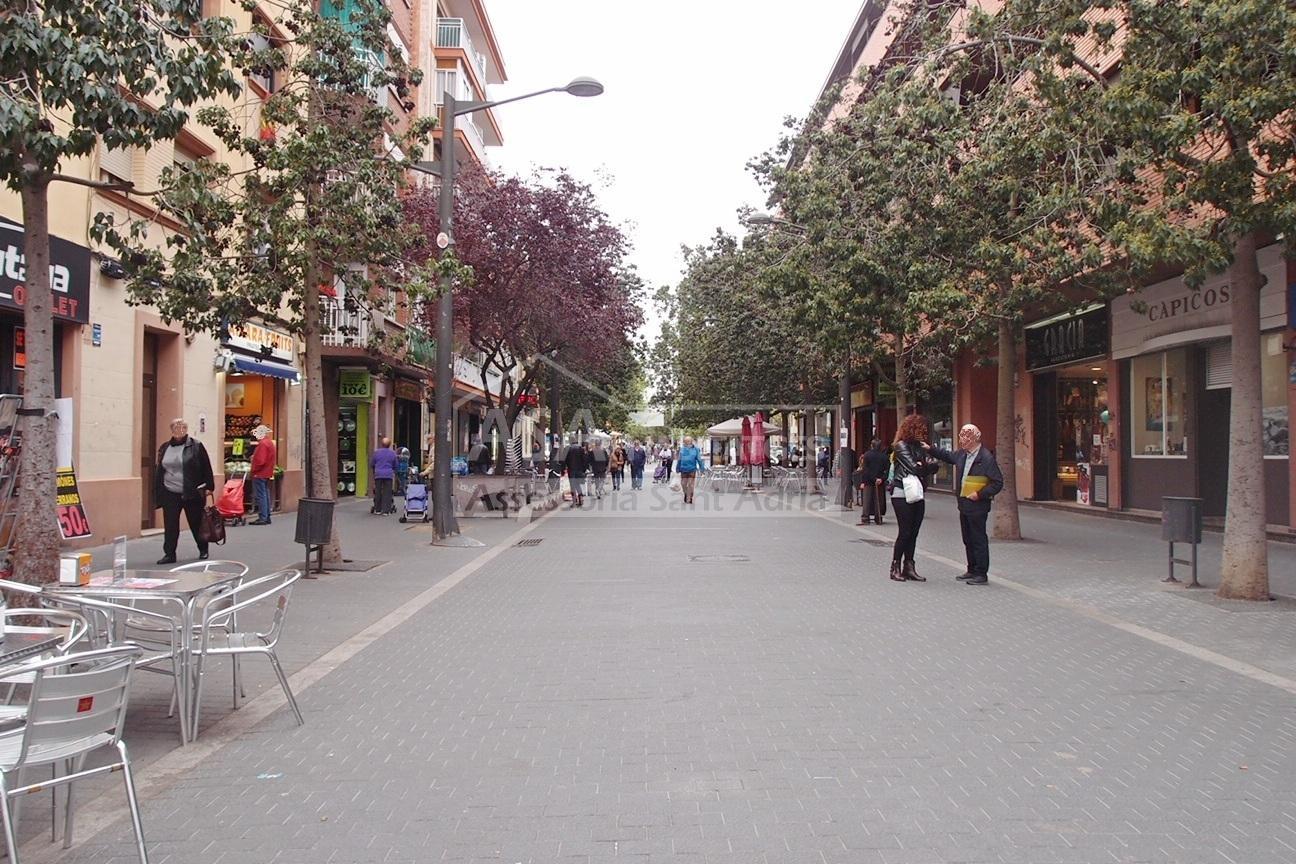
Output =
[
  {"x1": 0, "y1": 218, "x2": 92, "y2": 324},
  {"x1": 1025, "y1": 305, "x2": 1109, "y2": 371}
]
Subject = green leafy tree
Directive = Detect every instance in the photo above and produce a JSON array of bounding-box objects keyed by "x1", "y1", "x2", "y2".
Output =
[
  {"x1": 1084, "y1": 0, "x2": 1296, "y2": 599},
  {"x1": 96, "y1": 0, "x2": 434, "y2": 562},
  {"x1": 0, "y1": 0, "x2": 239, "y2": 584}
]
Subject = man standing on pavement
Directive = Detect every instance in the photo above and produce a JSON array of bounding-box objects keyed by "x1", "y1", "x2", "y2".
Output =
[
  {"x1": 249, "y1": 424, "x2": 277, "y2": 525},
  {"x1": 857, "y1": 437, "x2": 887, "y2": 526},
  {"x1": 563, "y1": 436, "x2": 588, "y2": 507},
  {"x1": 630, "y1": 440, "x2": 647, "y2": 489},
  {"x1": 926, "y1": 424, "x2": 1004, "y2": 585}
]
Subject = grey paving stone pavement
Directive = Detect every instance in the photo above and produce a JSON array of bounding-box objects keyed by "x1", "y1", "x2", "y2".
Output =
[{"x1": 28, "y1": 487, "x2": 1296, "y2": 863}]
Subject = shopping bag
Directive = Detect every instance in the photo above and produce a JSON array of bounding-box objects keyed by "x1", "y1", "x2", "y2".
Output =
[
  {"x1": 198, "y1": 506, "x2": 227, "y2": 545},
  {"x1": 901, "y1": 474, "x2": 924, "y2": 504}
]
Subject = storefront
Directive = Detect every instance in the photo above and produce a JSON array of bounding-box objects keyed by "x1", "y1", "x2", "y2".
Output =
[
  {"x1": 218, "y1": 322, "x2": 300, "y2": 513},
  {"x1": 336, "y1": 368, "x2": 372, "y2": 497},
  {"x1": 1112, "y1": 242, "x2": 1291, "y2": 525},
  {"x1": 1025, "y1": 305, "x2": 1112, "y2": 506},
  {"x1": 0, "y1": 216, "x2": 91, "y2": 398},
  {"x1": 393, "y1": 377, "x2": 425, "y2": 467}
]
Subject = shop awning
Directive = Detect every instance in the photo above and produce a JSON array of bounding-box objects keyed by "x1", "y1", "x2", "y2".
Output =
[{"x1": 231, "y1": 356, "x2": 300, "y2": 383}]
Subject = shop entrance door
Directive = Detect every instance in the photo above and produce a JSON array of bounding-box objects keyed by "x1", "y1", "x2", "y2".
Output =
[
  {"x1": 1198, "y1": 387, "x2": 1230, "y2": 517},
  {"x1": 1032, "y1": 372, "x2": 1058, "y2": 500},
  {"x1": 395, "y1": 398, "x2": 420, "y2": 458},
  {"x1": 140, "y1": 333, "x2": 159, "y2": 528}
]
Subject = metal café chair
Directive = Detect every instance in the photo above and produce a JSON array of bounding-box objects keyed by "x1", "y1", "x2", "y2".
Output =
[
  {"x1": 0, "y1": 645, "x2": 148, "y2": 863},
  {"x1": 190, "y1": 569, "x2": 304, "y2": 734},
  {"x1": 0, "y1": 608, "x2": 91, "y2": 721}
]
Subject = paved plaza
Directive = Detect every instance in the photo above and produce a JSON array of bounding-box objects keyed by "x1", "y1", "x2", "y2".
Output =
[{"x1": 29, "y1": 490, "x2": 1296, "y2": 864}]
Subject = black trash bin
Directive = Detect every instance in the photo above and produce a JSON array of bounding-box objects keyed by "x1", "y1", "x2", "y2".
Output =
[
  {"x1": 1161, "y1": 496, "x2": 1202, "y2": 586},
  {"x1": 295, "y1": 497, "x2": 335, "y2": 577}
]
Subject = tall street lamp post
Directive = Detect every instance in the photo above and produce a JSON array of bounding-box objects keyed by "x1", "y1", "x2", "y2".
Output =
[{"x1": 431, "y1": 77, "x2": 603, "y2": 543}]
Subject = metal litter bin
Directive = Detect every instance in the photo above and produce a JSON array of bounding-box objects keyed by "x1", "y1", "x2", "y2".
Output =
[
  {"x1": 294, "y1": 497, "x2": 335, "y2": 577},
  {"x1": 1161, "y1": 496, "x2": 1202, "y2": 587}
]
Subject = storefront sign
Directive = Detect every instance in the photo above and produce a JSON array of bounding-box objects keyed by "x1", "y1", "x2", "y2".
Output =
[
  {"x1": 12, "y1": 327, "x2": 24, "y2": 370},
  {"x1": 225, "y1": 321, "x2": 294, "y2": 362},
  {"x1": 1025, "y1": 306, "x2": 1109, "y2": 371},
  {"x1": 338, "y1": 368, "x2": 373, "y2": 400},
  {"x1": 1112, "y1": 242, "x2": 1288, "y2": 359},
  {"x1": 55, "y1": 466, "x2": 92, "y2": 540},
  {"x1": 0, "y1": 217, "x2": 91, "y2": 324},
  {"x1": 394, "y1": 378, "x2": 423, "y2": 402},
  {"x1": 850, "y1": 380, "x2": 875, "y2": 408}
]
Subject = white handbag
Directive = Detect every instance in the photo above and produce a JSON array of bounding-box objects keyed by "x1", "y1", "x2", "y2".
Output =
[{"x1": 901, "y1": 473, "x2": 924, "y2": 503}]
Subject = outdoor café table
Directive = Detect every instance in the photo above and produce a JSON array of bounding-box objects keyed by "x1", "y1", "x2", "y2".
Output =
[{"x1": 46, "y1": 569, "x2": 244, "y2": 745}]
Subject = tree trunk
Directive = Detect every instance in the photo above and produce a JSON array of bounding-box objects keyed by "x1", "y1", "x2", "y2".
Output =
[
  {"x1": 838, "y1": 363, "x2": 854, "y2": 506},
  {"x1": 992, "y1": 318, "x2": 1022, "y2": 540},
  {"x1": 302, "y1": 261, "x2": 342, "y2": 563},
  {"x1": 1217, "y1": 232, "x2": 1268, "y2": 600},
  {"x1": 894, "y1": 337, "x2": 909, "y2": 422},
  {"x1": 11, "y1": 178, "x2": 61, "y2": 587}
]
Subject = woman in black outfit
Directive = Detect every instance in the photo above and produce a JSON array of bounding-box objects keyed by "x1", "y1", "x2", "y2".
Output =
[
  {"x1": 888, "y1": 413, "x2": 938, "y2": 582},
  {"x1": 154, "y1": 418, "x2": 215, "y2": 565}
]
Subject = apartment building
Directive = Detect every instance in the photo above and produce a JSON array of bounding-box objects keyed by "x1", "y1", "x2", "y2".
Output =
[{"x1": 813, "y1": 0, "x2": 1295, "y2": 531}]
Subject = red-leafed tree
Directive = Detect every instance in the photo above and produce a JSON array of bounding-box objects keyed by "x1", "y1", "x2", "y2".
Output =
[{"x1": 405, "y1": 167, "x2": 641, "y2": 432}]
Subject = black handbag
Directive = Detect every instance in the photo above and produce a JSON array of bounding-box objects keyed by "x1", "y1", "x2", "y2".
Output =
[{"x1": 198, "y1": 506, "x2": 226, "y2": 545}]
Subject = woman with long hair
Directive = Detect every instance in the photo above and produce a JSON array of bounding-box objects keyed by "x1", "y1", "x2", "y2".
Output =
[{"x1": 888, "y1": 413, "x2": 938, "y2": 582}]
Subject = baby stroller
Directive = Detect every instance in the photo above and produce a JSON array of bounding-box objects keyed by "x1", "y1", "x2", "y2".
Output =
[
  {"x1": 399, "y1": 482, "x2": 430, "y2": 523},
  {"x1": 216, "y1": 472, "x2": 248, "y2": 526}
]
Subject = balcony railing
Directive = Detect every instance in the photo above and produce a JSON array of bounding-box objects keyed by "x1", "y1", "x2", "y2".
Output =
[
  {"x1": 435, "y1": 18, "x2": 489, "y2": 85},
  {"x1": 322, "y1": 299, "x2": 372, "y2": 348}
]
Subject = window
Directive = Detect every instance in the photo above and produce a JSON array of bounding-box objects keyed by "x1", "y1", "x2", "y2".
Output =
[
  {"x1": 1261, "y1": 332, "x2": 1289, "y2": 457},
  {"x1": 1130, "y1": 349, "x2": 1188, "y2": 457},
  {"x1": 248, "y1": 30, "x2": 276, "y2": 95},
  {"x1": 97, "y1": 140, "x2": 135, "y2": 186},
  {"x1": 172, "y1": 147, "x2": 197, "y2": 177}
]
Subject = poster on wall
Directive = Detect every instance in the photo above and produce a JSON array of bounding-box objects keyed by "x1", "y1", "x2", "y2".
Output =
[
  {"x1": 55, "y1": 466, "x2": 92, "y2": 540},
  {"x1": 1144, "y1": 377, "x2": 1174, "y2": 430},
  {"x1": 1075, "y1": 463, "x2": 1091, "y2": 506}
]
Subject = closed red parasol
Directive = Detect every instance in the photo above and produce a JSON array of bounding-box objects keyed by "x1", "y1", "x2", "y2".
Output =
[
  {"x1": 750, "y1": 411, "x2": 767, "y2": 466},
  {"x1": 740, "y1": 416, "x2": 752, "y2": 466}
]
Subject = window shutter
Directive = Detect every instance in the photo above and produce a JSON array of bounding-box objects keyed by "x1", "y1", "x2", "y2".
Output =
[
  {"x1": 1205, "y1": 340, "x2": 1232, "y2": 390},
  {"x1": 98, "y1": 140, "x2": 133, "y2": 183}
]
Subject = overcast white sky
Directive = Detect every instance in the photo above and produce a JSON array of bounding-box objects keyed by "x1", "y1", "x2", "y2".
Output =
[{"x1": 484, "y1": 1, "x2": 862, "y2": 336}]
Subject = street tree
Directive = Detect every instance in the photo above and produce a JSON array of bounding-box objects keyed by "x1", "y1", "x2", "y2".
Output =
[
  {"x1": 95, "y1": 0, "x2": 433, "y2": 563},
  {"x1": 404, "y1": 167, "x2": 640, "y2": 444},
  {"x1": 1078, "y1": 0, "x2": 1296, "y2": 599},
  {"x1": 0, "y1": 0, "x2": 239, "y2": 585}
]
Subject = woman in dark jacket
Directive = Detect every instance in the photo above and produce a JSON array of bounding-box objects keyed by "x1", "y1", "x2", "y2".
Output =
[
  {"x1": 155, "y1": 418, "x2": 215, "y2": 565},
  {"x1": 888, "y1": 413, "x2": 939, "y2": 582}
]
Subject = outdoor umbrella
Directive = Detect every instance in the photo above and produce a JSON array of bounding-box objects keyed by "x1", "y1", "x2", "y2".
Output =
[
  {"x1": 751, "y1": 411, "x2": 767, "y2": 466},
  {"x1": 740, "y1": 416, "x2": 752, "y2": 466}
]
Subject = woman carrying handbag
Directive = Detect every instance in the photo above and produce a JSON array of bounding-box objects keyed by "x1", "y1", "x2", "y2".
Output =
[{"x1": 887, "y1": 413, "x2": 939, "y2": 583}]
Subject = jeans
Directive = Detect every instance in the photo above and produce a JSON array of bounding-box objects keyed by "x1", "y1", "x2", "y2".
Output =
[
  {"x1": 253, "y1": 476, "x2": 271, "y2": 522},
  {"x1": 891, "y1": 497, "x2": 926, "y2": 564},
  {"x1": 159, "y1": 488, "x2": 208, "y2": 559},
  {"x1": 593, "y1": 474, "x2": 606, "y2": 497},
  {"x1": 630, "y1": 467, "x2": 644, "y2": 489},
  {"x1": 611, "y1": 467, "x2": 624, "y2": 489}
]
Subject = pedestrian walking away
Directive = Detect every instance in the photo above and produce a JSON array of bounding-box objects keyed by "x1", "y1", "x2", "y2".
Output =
[
  {"x1": 925, "y1": 423, "x2": 1004, "y2": 585},
  {"x1": 371, "y1": 437, "x2": 398, "y2": 515},
  {"x1": 658, "y1": 442, "x2": 673, "y2": 482},
  {"x1": 248, "y1": 424, "x2": 276, "y2": 525},
  {"x1": 630, "y1": 440, "x2": 647, "y2": 489},
  {"x1": 564, "y1": 437, "x2": 589, "y2": 507},
  {"x1": 610, "y1": 440, "x2": 627, "y2": 490},
  {"x1": 677, "y1": 435, "x2": 702, "y2": 504},
  {"x1": 858, "y1": 438, "x2": 888, "y2": 525},
  {"x1": 589, "y1": 439, "x2": 610, "y2": 498},
  {"x1": 154, "y1": 418, "x2": 215, "y2": 565},
  {"x1": 887, "y1": 414, "x2": 940, "y2": 583}
]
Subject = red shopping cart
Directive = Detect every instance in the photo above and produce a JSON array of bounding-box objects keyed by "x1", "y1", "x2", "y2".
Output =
[{"x1": 216, "y1": 472, "x2": 248, "y2": 527}]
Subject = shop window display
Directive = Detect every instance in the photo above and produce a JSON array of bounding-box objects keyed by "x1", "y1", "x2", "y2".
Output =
[
  {"x1": 1261, "y1": 331, "x2": 1289, "y2": 457},
  {"x1": 1130, "y1": 349, "x2": 1189, "y2": 457},
  {"x1": 1054, "y1": 375, "x2": 1108, "y2": 500}
]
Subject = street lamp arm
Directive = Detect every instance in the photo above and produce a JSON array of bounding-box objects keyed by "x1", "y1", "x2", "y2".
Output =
[{"x1": 452, "y1": 87, "x2": 565, "y2": 117}]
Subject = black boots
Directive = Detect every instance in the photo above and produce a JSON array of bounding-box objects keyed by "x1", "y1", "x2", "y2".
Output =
[
  {"x1": 902, "y1": 561, "x2": 925, "y2": 582},
  {"x1": 889, "y1": 561, "x2": 906, "y2": 581}
]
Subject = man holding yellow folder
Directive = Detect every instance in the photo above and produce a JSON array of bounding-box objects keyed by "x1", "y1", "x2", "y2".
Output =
[{"x1": 925, "y1": 424, "x2": 1004, "y2": 584}]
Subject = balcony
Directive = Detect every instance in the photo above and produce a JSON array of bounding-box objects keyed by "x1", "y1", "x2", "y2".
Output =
[
  {"x1": 435, "y1": 18, "x2": 490, "y2": 87},
  {"x1": 321, "y1": 299, "x2": 372, "y2": 348}
]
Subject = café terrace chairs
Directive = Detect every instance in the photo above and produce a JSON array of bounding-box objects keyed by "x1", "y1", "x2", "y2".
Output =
[
  {"x1": 190, "y1": 569, "x2": 304, "y2": 734},
  {"x1": 0, "y1": 608, "x2": 91, "y2": 723},
  {"x1": 0, "y1": 645, "x2": 148, "y2": 863}
]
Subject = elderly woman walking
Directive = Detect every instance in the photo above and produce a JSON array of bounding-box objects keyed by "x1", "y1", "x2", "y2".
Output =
[{"x1": 154, "y1": 418, "x2": 215, "y2": 565}]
